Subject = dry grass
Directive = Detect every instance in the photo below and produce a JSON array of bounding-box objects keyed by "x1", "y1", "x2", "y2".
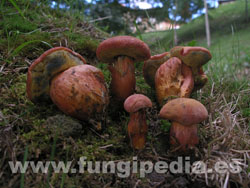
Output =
[{"x1": 193, "y1": 90, "x2": 250, "y2": 187}]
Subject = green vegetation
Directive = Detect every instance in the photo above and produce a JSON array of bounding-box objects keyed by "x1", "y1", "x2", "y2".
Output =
[
  {"x1": 142, "y1": 0, "x2": 250, "y2": 51},
  {"x1": 0, "y1": 0, "x2": 249, "y2": 187}
]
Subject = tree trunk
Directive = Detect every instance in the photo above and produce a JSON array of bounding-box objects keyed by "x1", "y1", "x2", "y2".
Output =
[{"x1": 204, "y1": 0, "x2": 211, "y2": 47}]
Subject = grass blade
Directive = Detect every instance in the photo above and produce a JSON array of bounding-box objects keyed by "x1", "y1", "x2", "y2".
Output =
[
  {"x1": 60, "y1": 147, "x2": 69, "y2": 188},
  {"x1": 9, "y1": 40, "x2": 52, "y2": 58},
  {"x1": 8, "y1": 0, "x2": 25, "y2": 19},
  {"x1": 46, "y1": 134, "x2": 58, "y2": 188},
  {"x1": 20, "y1": 146, "x2": 29, "y2": 188},
  {"x1": 133, "y1": 21, "x2": 143, "y2": 41}
]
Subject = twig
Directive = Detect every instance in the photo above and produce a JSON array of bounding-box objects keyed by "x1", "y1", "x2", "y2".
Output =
[
  {"x1": 133, "y1": 179, "x2": 141, "y2": 188},
  {"x1": 99, "y1": 144, "x2": 113, "y2": 149},
  {"x1": 88, "y1": 127, "x2": 106, "y2": 140},
  {"x1": 89, "y1": 16, "x2": 112, "y2": 23}
]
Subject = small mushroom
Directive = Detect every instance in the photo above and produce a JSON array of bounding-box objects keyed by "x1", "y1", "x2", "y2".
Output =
[
  {"x1": 50, "y1": 65, "x2": 109, "y2": 126},
  {"x1": 170, "y1": 46, "x2": 212, "y2": 90},
  {"x1": 27, "y1": 47, "x2": 86, "y2": 102},
  {"x1": 96, "y1": 36, "x2": 151, "y2": 103},
  {"x1": 124, "y1": 94, "x2": 152, "y2": 150},
  {"x1": 159, "y1": 98, "x2": 208, "y2": 151},
  {"x1": 143, "y1": 52, "x2": 170, "y2": 88},
  {"x1": 155, "y1": 57, "x2": 194, "y2": 106}
]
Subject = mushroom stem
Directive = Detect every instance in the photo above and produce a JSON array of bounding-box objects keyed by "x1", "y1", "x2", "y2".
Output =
[
  {"x1": 170, "y1": 122, "x2": 198, "y2": 151},
  {"x1": 127, "y1": 110, "x2": 148, "y2": 150},
  {"x1": 180, "y1": 63, "x2": 194, "y2": 97},
  {"x1": 193, "y1": 67, "x2": 208, "y2": 91},
  {"x1": 108, "y1": 56, "x2": 135, "y2": 102}
]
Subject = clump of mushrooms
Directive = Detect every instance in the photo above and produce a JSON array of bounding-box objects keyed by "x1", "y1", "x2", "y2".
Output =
[
  {"x1": 155, "y1": 57, "x2": 194, "y2": 106},
  {"x1": 27, "y1": 47, "x2": 109, "y2": 130},
  {"x1": 96, "y1": 36, "x2": 151, "y2": 104},
  {"x1": 124, "y1": 94, "x2": 152, "y2": 150},
  {"x1": 159, "y1": 98, "x2": 208, "y2": 151}
]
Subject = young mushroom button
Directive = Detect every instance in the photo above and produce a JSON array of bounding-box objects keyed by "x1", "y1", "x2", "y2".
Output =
[
  {"x1": 159, "y1": 98, "x2": 208, "y2": 152},
  {"x1": 124, "y1": 94, "x2": 152, "y2": 150},
  {"x1": 96, "y1": 36, "x2": 151, "y2": 103}
]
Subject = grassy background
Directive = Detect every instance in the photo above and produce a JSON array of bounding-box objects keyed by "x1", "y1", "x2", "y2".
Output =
[{"x1": 0, "y1": 0, "x2": 249, "y2": 187}]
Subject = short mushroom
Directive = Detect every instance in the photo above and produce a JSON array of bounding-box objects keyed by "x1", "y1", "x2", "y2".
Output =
[
  {"x1": 124, "y1": 94, "x2": 152, "y2": 150},
  {"x1": 50, "y1": 65, "x2": 109, "y2": 129},
  {"x1": 170, "y1": 46, "x2": 212, "y2": 91},
  {"x1": 155, "y1": 57, "x2": 194, "y2": 106},
  {"x1": 143, "y1": 52, "x2": 170, "y2": 88},
  {"x1": 159, "y1": 98, "x2": 208, "y2": 151},
  {"x1": 27, "y1": 47, "x2": 86, "y2": 102},
  {"x1": 26, "y1": 47, "x2": 109, "y2": 129},
  {"x1": 96, "y1": 36, "x2": 151, "y2": 103}
]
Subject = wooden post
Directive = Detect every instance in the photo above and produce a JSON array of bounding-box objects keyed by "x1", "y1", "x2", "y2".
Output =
[{"x1": 204, "y1": 0, "x2": 211, "y2": 47}]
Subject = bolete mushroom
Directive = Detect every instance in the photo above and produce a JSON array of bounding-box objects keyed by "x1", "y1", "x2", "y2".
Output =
[
  {"x1": 170, "y1": 46, "x2": 212, "y2": 90},
  {"x1": 159, "y1": 98, "x2": 208, "y2": 151},
  {"x1": 27, "y1": 47, "x2": 86, "y2": 102},
  {"x1": 26, "y1": 47, "x2": 109, "y2": 129},
  {"x1": 124, "y1": 94, "x2": 152, "y2": 150},
  {"x1": 143, "y1": 52, "x2": 170, "y2": 88},
  {"x1": 96, "y1": 36, "x2": 151, "y2": 103},
  {"x1": 155, "y1": 57, "x2": 194, "y2": 106},
  {"x1": 50, "y1": 65, "x2": 109, "y2": 128}
]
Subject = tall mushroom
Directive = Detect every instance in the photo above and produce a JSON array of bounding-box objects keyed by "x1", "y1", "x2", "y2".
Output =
[
  {"x1": 159, "y1": 98, "x2": 208, "y2": 151},
  {"x1": 96, "y1": 36, "x2": 151, "y2": 103},
  {"x1": 124, "y1": 94, "x2": 152, "y2": 150},
  {"x1": 143, "y1": 52, "x2": 170, "y2": 88},
  {"x1": 27, "y1": 47, "x2": 109, "y2": 130},
  {"x1": 170, "y1": 46, "x2": 212, "y2": 91},
  {"x1": 155, "y1": 57, "x2": 194, "y2": 106}
]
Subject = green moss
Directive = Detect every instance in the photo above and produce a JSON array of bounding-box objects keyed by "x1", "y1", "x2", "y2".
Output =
[
  {"x1": 1, "y1": 14, "x2": 37, "y2": 33},
  {"x1": 64, "y1": 32, "x2": 100, "y2": 58}
]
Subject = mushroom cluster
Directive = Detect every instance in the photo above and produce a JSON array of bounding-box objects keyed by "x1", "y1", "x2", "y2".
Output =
[
  {"x1": 26, "y1": 38, "x2": 211, "y2": 152},
  {"x1": 27, "y1": 47, "x2": 109, "y2": 130},
  {"x1": 145, "y1": 46, "x2": 212, "y2": 106},
  {"x1": 142, "y1": 46, "x2": 211, "y2": 151}
]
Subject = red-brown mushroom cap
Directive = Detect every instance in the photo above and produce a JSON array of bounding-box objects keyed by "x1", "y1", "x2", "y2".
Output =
[
  {"x1": 50, "y1": 64, "x2": 109, "y2": 121},
  {"x1": 26, "y1": 47, "x2": 86, "y2": 103},
  {"x1": 124, "y1": 94, "x2": 152, "y2": 113},
  {"x1": 170, "y1": 46, "x2": 212, "y2": 67},
  {"x1": 96, "y1": 36, "x2": 151, "y2": 63},
  {"x1": 159, "y1": 98, "x2": 208, "y2": 126},
  {"x1": 143, "y1": 52, "x2": 170, "y2": 88}
]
